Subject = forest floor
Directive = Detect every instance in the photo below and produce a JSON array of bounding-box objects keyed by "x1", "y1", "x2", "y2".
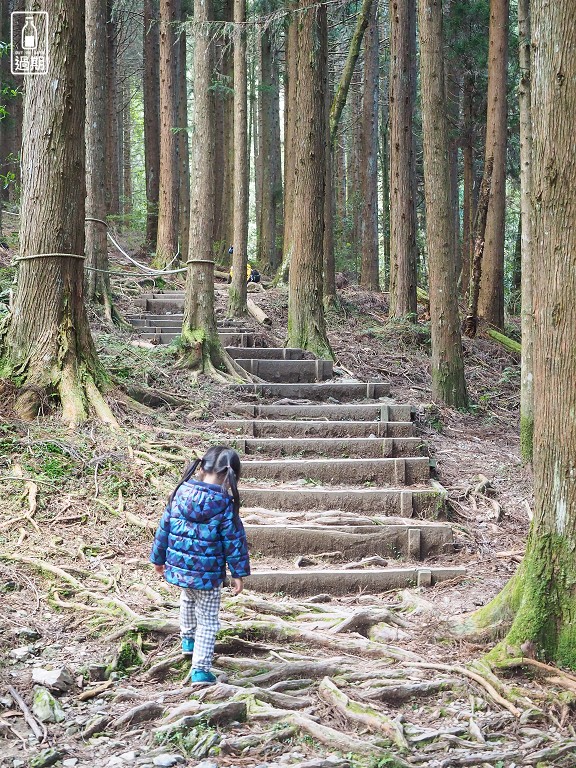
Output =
[{"x1": 1, "y1": 237, "x2": 575, "y2": 768}]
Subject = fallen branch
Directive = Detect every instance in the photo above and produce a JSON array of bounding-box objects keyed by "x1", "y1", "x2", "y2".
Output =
[
  {"x1": 486, "y1": 328, "x2": 521, "y2": 354},
  {"x1": 7, "y1": 685, "x2": 45, "y2": 741},
  {"x1": 78, "y1": 680, "x2": 114, "y2": 701}
]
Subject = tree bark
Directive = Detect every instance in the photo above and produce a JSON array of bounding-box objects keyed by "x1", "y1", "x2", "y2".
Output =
[
  {"x1": 518, "y1": 0, "x2": 533, "y2": 464},
  {"x1": 359, "y1": 0, "x2": 380, "y2": 291},
  {"x1": 461, "y1": 72, "x2": 474, "y2": 297},
  {"x1": 468, "y1": 0, "x2": 576, "y2": 664},
  {"x1": 182, "y1": 0, "x2": 246, "y2": 379},
  {"x1": 281, "y1": 7, "x2": 298, "y2": 279},
  {"x1": 287, "y1": 0, "x2": 333, "y2": 359},
  {"x1": 323, "y1": 60, "x2": 336, "y2": 307},
  {"x1": 143, "y1": 0, "x2": 161, "y2": 250},
  {"x1": 418, "y1": 0, "x2": 467, "y2": 408},
  {"x1": 329, "y1": 0, "x2": 374, "y2": 146},
  {"x1": 389, "y1": 0, "x2": 418, "y2": 317},
  {"x1": 213, "y1": 0, "x2": 234, "y2": 264},
  {"x1": 477, "y1": 0, "x2": 509, "y2": 330},
  {"x1": 3, "y1": 0, "x2": 114, "y2": 428},
  {"x1": 228, "y1": 0, "x2": 249, "y2": 317},
  {"x1": 122, "y1": 78, "x2": 133, "y2": 224},
  {"x1": 106, "y1": 1, "x2": 120, "y2": 218},
  {"x1": 257, "y1": 24, "x2": 283, "y2": 273},
  {"x1": 178, "y1": 22, "x2": 191, "y2": 264},
  {"x1": 154, "y1": 0, "x2": 181, "y2": 269},
  {"x1": 85, "y1": 0, "x2": 115, "y2": 323}
]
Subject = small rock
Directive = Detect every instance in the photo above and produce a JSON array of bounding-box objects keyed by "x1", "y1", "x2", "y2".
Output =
[
  {"x1": 82, "y1": 714, "x2": 112, "y2": 739},
  {"x1": 152, "y1": 755, "x2": 183, "y2": 767},
  {"x1": 63, "y1": 760, "x2": 79, "y2": 768},
  {"x1": 307, "y1": 594, "x2": 332, "y2": 603},
  {"x1": 13, "y1": 626, "x2": 41, "y2": 640},
  {"x1": 29, "y1": 749, "x2": 64, "y2": 768},
  {"x1": 193, "y1": 762, "x2": 217, "y2": 768},
  {"x1": 0, "y1": 694, "x2": 14, "y2": 708},
  {"x1": 120, "y1": 751, "x2": 139, "y2": 762},
  {"x1": 107, "y1": 758, "x2": 124, "y2": 767},
  {"x1": 32, "y1": 666, "x2": 74, "y2": 692},
  {"x1": 12, "y1": 760, "x2": 25, "y2": 768},
  {"x1": 295, "y1": 556, "x2": 316, "y2": 568},
  {"x1": 10, "y1": 645, "x2": 33, "y2": 660},
  {"x1": 32, "y1": 687, "x2": 66, "y2": 723},
  {"x1": 88, "y1": 663, "x2": 109, "y2": 682}
]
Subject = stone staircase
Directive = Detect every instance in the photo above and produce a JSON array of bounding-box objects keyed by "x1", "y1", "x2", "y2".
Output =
[{"x1": 128, "y1": 291, "x2": 465, "y2": 597}]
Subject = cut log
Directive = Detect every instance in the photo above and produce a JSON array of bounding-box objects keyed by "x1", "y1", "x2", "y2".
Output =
[{"x1": 247, "y1": 298, "x2": 272, "y2": 326}]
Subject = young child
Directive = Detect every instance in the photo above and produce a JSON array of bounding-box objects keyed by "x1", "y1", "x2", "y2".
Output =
[{"x1": 150, "y1": 446, "x2": 250, "y2": 683}]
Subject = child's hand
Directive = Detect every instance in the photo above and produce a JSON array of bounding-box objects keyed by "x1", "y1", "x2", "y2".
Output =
[
  {"x1": 154, "y1": 564, "x2": 165, "y2": 576},
  {"x1": 231, "y1": 577, "x2": 243, "y2": 595}
]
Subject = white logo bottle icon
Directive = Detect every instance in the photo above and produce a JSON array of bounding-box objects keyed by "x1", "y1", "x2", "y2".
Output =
[{"x1": 22, "y1": 16, "x2": 38, "y2": 50}]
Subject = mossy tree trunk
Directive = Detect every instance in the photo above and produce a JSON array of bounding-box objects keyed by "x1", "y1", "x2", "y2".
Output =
[
  {"x1": 418, "y1": 0, "x2": 467, "y2": 408},
  {"x1": 467, "y1": 0, "x2": 576, "y2": 666},
  {"x1": 286, "y1": 0, "x2": 333, "y2": 360},
  {"x1": 2, "y1": 0, "x2": 115, "y2": 428}
]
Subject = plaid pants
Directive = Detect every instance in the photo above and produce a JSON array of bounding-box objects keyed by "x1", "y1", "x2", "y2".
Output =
[{"x1": 180, "y1": 586, "x2": 222, "y2": 671}]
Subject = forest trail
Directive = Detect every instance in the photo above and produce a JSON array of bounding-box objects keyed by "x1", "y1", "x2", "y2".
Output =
[{"x1": 128, "y1": 290, "x2": 466, "y2": 596}]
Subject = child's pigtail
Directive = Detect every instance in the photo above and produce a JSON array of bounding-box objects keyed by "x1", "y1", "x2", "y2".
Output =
[
  {"x1": 226, "y1": 466, "x2": 241, "y2": 519},
  {"x1": 167, "y1": 458, "x2": 201, "y2": 506}
]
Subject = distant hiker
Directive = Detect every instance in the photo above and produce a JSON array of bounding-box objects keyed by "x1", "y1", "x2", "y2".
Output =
[
  {"x1": 150, "y1": 446, "x2": 250, "y2": 684},
  {"x1": 227, "y1": 248, "x2": 261, "y2": 284}
]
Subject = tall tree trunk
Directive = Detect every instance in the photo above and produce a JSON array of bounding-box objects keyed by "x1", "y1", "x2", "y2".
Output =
[
  {"x1": 3, "y1": 0, "x2": 114, "y2": 428},
  {"x1": 418, "y1": 0, "x2": 467, "y2": 407},
  {"x1": 477, "y1": 0, "x2": 509, "y2": 329},
  {"x1": 281, "y1": 9, "x2": 298, "y2": 278},
  {"x1": 86, "y1": 0, "x2": 116, "y2": 324},
  {"x1": 349, "y1": 81, "x2": 363, "y2": 279},
  {"x1": 229, "y1": 0, "x2": 249, "y2": 317},
  {"x1": 461, "y1": 71, "x2": 474, "y2": 297},
  {"x1": 258, "y1": 24, "x2": 282, "y2": 273},
  {"x1": 446, "y1": 60, "x2": 461, "y2": 285},
  {"x1": 329, "y1": 0, "x2": 374, "y2": 145},
  {"x1": 467, "y1": 0, "x2": 576, "y2": 665},
  {"x1": 106, "y1": 1, "x2": 120, "y2": 218},
  {"x1": 213, "y1": 0, "x2": 234, "y2": 264},
  {"x1": 143, "y1": 0, "x2": 161, "y2": 250},
  {"x1": 178, "y1": 22, "x2": 191, "y2": 263},
  {"x1": 518, "y1": 0, "x2": 533, "y2": 463},
  {"x1": 380, "y1": 7, "x2": 391, "y2": 292},
  {"x1": 389, "y1": 0, "x2": 418, "y2": 317},
  {"x1": 122, "y1": 78, "x2": 133, "y2": 225},
  {"x1": 323, "y1": 61, "x2": 336, "y2": 307},
  {"x1": 182, "y1": 0, "x2": 246, "y2": 379},
  {"x1": 154, "y1": 0, "x2": 181, "y2": 268},
  {"x1": 287, "y1": 0, "x2": 333, "y2": 359},
  {"x1": 359, "y1": 0, "x2": 380, "y2": 290}
]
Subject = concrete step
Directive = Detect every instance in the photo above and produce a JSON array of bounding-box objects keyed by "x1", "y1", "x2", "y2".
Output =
[
  {"x1": 233, "y1": 382, "x2": 390, "y2": 401},
  {"x1": 240, "y1": 486, "x2": 445, "y2": 518},
  {"x1": 235, "y1": 359, "x2": 333, "y2": 383},
  {"x1": 218, "y1": 419, "x2": 414, "y2": 438},
  {"x1": 245, "y1": 521, "x2": 453, "y2": 560},
  {"x1": 228, "y1": 403, "x2": 412, "y2": 421},
  {"x1": 235, "y1": 436, "x2": 426, "y2": 458},
  {"x1": 244, "y1": 566, "x2": 466, "y2": 596},
  {"x1": 226, "y1": 347, "x2": 311, "y2": 361},
  {"x1": 139, "y1": 331, "x2": 254, "y2": 347},
  {"x1": 242, "y1": 457, "x2": 430, "y2": 485}
]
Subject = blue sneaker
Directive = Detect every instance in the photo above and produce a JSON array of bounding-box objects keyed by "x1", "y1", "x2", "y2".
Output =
[
  {"x1": 181, "y1": 637, "x2": 194, "y2": 655},
  {"x1": 190, "y1": 669, "x2": 216, "y2": 683}
]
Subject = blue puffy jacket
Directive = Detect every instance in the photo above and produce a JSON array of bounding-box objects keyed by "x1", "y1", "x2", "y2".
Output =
[{"x1": 150, "y1": 479, "x2": 250, "y2": 590}]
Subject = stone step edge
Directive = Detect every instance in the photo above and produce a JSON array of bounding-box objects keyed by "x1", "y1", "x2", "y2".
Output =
[{"x1": 245, "y1": 567, "x2": 466, "y2": 595}]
